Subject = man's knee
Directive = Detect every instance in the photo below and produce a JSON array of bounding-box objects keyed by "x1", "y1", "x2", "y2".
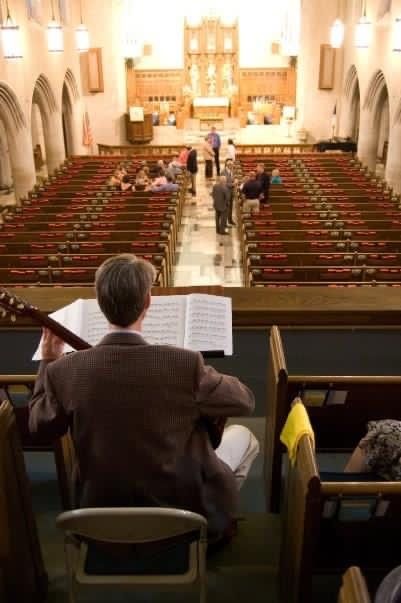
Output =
[{"x1": 226, "y1": 424, "x2": 260, "y2": 458}]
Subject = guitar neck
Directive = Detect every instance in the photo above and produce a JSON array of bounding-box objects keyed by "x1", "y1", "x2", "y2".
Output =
[{"x1": 30, "y1": 309, "x2": 91, "y2": 351}]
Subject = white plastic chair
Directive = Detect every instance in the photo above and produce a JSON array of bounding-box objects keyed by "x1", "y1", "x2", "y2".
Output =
[{"x1": 56, "y1": 507, "x2": 208, "y2": 603}]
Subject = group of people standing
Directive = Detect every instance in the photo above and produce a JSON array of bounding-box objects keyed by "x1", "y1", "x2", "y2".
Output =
[
  {"x1": 202, "y1": 127, "x2": 236, "y2": 180},
  {"x1": 211, "y1": 159, "x2": 282, "y2": 234}
]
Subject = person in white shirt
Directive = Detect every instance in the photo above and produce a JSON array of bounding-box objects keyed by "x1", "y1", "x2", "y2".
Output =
[{"x1": 227, "y1": 138, "x2": 236, "y2": 162}]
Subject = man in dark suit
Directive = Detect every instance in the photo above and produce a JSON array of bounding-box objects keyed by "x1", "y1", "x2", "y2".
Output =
[
  {"x1": 186, "y1": 145, "x2": 198, "y2": 197},
  {"x1": 29, "y1": 254, "x2": 258, "y2": 543},
  {"x1": 256, "y1": 163, "x2": 270, "y2": 205},
  {"x1": 212, "y1": 175, "x2": 230, "y2": 235}
]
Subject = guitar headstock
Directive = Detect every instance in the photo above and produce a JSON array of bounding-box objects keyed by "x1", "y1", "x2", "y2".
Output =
[{"x1": 0, "y1": 288, "x2": 36, "y2": 323}]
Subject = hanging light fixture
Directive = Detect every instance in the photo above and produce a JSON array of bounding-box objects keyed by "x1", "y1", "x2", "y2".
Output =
[
  {"x1": 355, "y1": 0, "x2": 372, "y2": 48},
  {"x1": 47, "y1": 0, "x2": 63, "y2": 52},
  {"x1": 330, "y1": 0, "x2": 345, "y2": 48},
  {"x1": 393, "y1": 18, "x2": 401, "y2": 51},
  {"x1": 75, "y1": 0, "x2": 89, "y2": 52},
  {"x1": 1, "y1": 0, "x2": 23, "y2": 58},
  {"x1": 330, "y1": 19, "x2": 345, "y2": 48}
]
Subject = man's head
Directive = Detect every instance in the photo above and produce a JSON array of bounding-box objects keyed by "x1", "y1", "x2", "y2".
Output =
[
  {"x1": 219, "y1": 175, "x2": 227, "y2": 185},
  {"x1": 225, "y1": 159, "x2": 233, "y2": 169},
  {"x1": 211, "y1": 126, "x2": 216, "y2": 133},
  {"x1": 272, "y1": 168, "x2": 280, "y2": 177},
  {"x1": 248, "y1": 170, "x2": 256, "y2": 180},
  {"x1": 256, "y1": 163, "x2": 265, "y2": 174},
  {"x1": 95, "y1": 254, "x2": 155, "y2": 328}
]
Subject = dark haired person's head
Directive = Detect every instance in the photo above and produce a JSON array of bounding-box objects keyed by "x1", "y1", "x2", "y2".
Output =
[
  {"x1": 228, "y1": 138, "x2": 234, "y2": 145},
  {"x1": 121, "y1": 174, "x2": 130, "y2": 183},
  {"x1": 95, "y1": 254, "x2": 155, "y2": 328},
  {"x1": 166, "y1": 174, "x2": 174, "y2": 183}
]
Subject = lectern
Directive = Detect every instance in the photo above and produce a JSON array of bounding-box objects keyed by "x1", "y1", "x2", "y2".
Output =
[{"x1": 125, "y1": 113, "x2": 153, "y2": 144}]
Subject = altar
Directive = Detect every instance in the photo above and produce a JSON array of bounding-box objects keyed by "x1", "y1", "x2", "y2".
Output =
[{"x1": 193, "y1": 97, "x2": 230, "y2": 120}]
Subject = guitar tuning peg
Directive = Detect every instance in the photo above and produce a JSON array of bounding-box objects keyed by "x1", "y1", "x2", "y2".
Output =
[
  {"x1": 0, "y1": 292, "x2": 5, "y2": 300},
  {"x1": 10, "y1": 314, "x2": 16, "y2": 322},
  {"x1": 0, "y1": 309, "x2": 7, "y2": 318},
  {"x1": 17, "y1": 303, "x2": 25, "y2": 310},
  {"x1": 9, "y1": 297, "x2": 15, "y2": 305}
]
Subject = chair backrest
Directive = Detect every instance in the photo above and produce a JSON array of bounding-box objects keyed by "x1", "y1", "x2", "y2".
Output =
[
  {"x1": 56, "y1": 507, "x2": 208, "y2": 544},
  {"x1": 0, "y1": 395, "x2": 47, "y2": 602},
  {"x1": 338, "y1": 567, "x2": 371, "y2": 603}
]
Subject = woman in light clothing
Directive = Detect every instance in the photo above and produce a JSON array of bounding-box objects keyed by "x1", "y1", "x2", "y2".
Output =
[
  {"x1": 227, "y1": 138, "x2": 236, "y2": 162},
  {"x1": 202, "y1": 136, "x2": 214, "y2": 180}
]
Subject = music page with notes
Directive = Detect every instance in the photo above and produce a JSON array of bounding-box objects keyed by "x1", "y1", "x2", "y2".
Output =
[{"x1": 33, "y1": 294, "x2": 232, "y2": 359}]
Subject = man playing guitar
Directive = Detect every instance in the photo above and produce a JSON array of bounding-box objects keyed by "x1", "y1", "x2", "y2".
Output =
[{"x1": 27, "y1": 254, "x2": 259, "y2": 546}]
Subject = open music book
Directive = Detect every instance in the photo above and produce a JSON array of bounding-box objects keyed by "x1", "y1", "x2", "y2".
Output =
[{"x1": 33, "y1": 293, "x2": 233, "y2": 360}]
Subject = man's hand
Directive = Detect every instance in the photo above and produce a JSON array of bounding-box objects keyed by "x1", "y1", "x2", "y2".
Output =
[{"x1": 41, "y1": 328, "x2": 65, "y2": 361}]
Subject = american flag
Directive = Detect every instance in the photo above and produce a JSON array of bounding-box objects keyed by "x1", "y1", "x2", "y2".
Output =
[{"x1": 82, "y1": 110, "x2": 94, "y2": 152}]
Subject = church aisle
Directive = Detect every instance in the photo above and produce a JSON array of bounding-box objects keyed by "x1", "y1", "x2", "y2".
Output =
[{"x1": 173, "y1": 169, "x2": 243, "y2": 286}]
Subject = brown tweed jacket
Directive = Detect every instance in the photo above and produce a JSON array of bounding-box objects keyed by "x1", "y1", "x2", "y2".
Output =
[{"x1": 29, "y1": 332, "x2": 255, "y2": 537}]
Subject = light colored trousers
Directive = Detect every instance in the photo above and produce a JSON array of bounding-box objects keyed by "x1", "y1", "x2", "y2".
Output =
[{"x1": 215, "y1": 425, "x2": 260, "y2": 489}]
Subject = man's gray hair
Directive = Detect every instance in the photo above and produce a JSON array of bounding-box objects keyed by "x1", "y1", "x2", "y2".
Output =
[{"x1": 95, "y1": 254, "x2": 156, "y2": 327}]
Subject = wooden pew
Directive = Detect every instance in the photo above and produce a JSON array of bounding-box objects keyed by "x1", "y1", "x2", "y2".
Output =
[
  {"x1": 0, "y1": 395, "x2": 48, "y2": 602},
  {"x1": 280, "y1": 427, "x2": 401, "y2": 603},
  {"x1": 266, "y1": 326, "x2": 401, "y2": 512}
]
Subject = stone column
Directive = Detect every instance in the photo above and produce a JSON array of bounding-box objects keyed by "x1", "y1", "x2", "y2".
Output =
[
  {"x1": 385, "y1": 124, "x2": 401, "y2": 193},
  {"x1": 43, "y1": 111, "x2": 66, "y2": 174},
  {"x1": 357, "y1": 108, "x2": 378, "y2": 171},
  {"x1": 9, "y1": 127, "x2": 36, "y2": 201},
  {"x1": 0, "y1": 143, "x2": 13, "y2": 187}
]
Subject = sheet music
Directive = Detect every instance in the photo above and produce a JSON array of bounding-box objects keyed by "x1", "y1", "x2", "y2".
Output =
[
  {"x1": 32, "y1": 294, "x2": 232, "y2": 359},
  {"x1": 32, "y1": 298, "x2": 85, "y2": 360},
  {"x1": 184, "y1": 294, "x2": 233, "y2": 355},
  {"x1": 142, "y1": 295, "x2": 186, "y2": 347},
  {"x1": 81, "y1": 299, "x2": 109, "y2": 345}
]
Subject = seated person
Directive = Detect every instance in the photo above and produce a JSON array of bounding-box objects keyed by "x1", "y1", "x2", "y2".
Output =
[
  {"x1": 108, "y1": 169, "x2": 123, "y2": 187},
  {"x1": 345, "y1": 420, "x2": 401, "y2": 480},
  {"x1": 150, "y1": 174, "x2": 179, "y2": 192},
  {"x1": 120, "y1": 174, "x2": 133, "y2": 192},
  {"x1": 151, "y1": 167, "x2": 167, "y2": 188},
  {"x1": 156, "y1": 159, "x2": 167, "y2": 172},
  {"x1": 271, "y1": 168, "x2": 282, "y2": 184},
  {"x1": 29, "y1": 254, "x2": 259, "y2": 545},
  {"x1": 135, "y1": 168, "x2": 150, "y2": 190},
  {"x1": 167, "y1": 155, "x2": 182, "y2": 181}
]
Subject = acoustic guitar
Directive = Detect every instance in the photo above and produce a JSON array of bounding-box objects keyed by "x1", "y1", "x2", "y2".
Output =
[{"x1": 0, "y1": 288, "x2": 225, "y2": 448}]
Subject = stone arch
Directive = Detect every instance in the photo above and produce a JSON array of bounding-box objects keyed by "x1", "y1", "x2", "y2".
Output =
[
  {"x1": 357, "y1": 70, "x2": 389, "y2": 170},
  {"x1": 0, "y1": 81, "x2": 26, "y2": 132},
  {"x1": 64, "y1": 68, "x2": 80, "y2": 102},
  {"x1": 0, "y1": 81, "x2": 35, "y2": 200},
  {"x1": 62, "y1": 68, "x2": 81, "y2": 155},
  {"x1": 31, "y1": 73, "x2": 64, "y2": 173},
  {"x1": 32, "y1": 73, "x2": 58, "y2": 118},
  {"x1": 385, "y1": 91, "x2": 401, "y2": 192},
  {"x1": 343, "y1": 65, "x2": 360, "y2": 142},
  {"x1": 363, "y1": 70, "x2": 388, "y2": 116}
]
